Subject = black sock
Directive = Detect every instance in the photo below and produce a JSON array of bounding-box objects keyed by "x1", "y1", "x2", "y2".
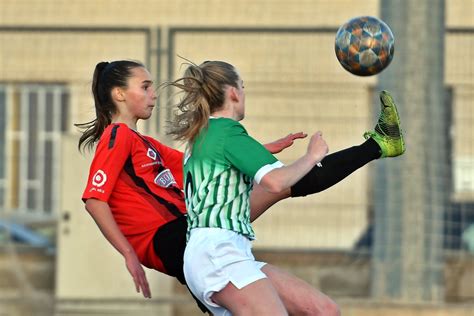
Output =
[{"x1": 291, "y1": 138, "x2": 381, "y2": 197}]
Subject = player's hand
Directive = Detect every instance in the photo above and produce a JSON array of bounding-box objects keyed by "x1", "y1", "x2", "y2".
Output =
[
  {"x1": 307, "y1": 131, "x2": 328, "y2": 163},
  {"x1": 264, "y1": 132, "x2": 307, "y2": 154},
  {"x1": 125, "y1": 252, "x2": 151, "y2": 298}
]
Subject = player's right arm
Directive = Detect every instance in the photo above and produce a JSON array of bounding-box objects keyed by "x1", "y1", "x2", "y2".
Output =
[
  {"x1": 84, "y1": 198, "x2": 151, "y2": 298},
  {"x1": 259, "y1": 131, "x2": 328, "y2": 193},
  {"x1": 81, "y1": 124, "x2": 150, "y2": 298},
  {"x1": 225, "y1": 122, "x2": 328, "y2": 194}
]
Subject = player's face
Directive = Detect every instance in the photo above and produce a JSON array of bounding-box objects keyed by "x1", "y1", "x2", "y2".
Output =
[{"x1": 123, "y1": 67, "x2": 157, "y2": 120}]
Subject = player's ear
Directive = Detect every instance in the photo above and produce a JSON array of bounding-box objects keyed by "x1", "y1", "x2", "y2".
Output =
[
  {"x1": 112, "y1": 87, "x2": 125, "y2": 102},
  {"x1": 228, "y1": 86, "x2": 239, "y2": 103}
]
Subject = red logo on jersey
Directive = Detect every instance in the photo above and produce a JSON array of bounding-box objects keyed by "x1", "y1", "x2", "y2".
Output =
[{"x1": 92, "y1": 170, "x2": 107, "y2": 187}]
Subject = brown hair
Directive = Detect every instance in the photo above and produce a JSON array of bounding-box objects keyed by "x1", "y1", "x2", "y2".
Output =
[
  {"x1": 75, "y1": 60, "x2": 145, "y2": 152},
  {"x1": 165, "y1": 60, "x2": 239, "y2": 144}
]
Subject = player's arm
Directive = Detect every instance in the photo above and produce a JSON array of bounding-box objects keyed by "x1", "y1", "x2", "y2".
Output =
[
  {"x1": 250, "y1": 132, "x2": 307, "y2": 221},
  {"x1": 226, "y1": 122, "x2": 326, "y2": 194},
  {"x1": 259, "y1": 132, "x2": 328, "y2": 193},
  {"x1": 249, "y1": 141, "x2": 322, "y2": 221},
  {"x1": 262, "y1": 132, "x2": 307, "y2": 154},
  {"x1": 85, "y1": 198, "x2": 151, "y2": 299},
  {"x1": 225, "y1": 122, "x2": 326, "y2": 217}
]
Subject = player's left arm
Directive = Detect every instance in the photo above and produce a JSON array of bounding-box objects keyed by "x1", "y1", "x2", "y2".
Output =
[{"x1": 263, "y1": 132, "x2": 307, "y2": 154}]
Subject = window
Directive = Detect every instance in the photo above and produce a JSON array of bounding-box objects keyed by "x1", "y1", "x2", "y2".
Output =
[{"x1": 0, "y1": 83, "x2": 69, "y2": 217}]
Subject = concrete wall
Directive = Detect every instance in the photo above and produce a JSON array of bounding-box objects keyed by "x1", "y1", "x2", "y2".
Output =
[{"x1": 1, "y1": 249, "x2": 472, "y2": 315}]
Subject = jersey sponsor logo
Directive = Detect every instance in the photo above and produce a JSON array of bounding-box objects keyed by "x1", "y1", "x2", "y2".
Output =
[
  {"x1": 147, "y1": 148, "x2": 157, "y2": 160},
  {"x1": 88, "y1": 187, "x2": 105, "y2": 194},
  {"x1": 154, "y1": 169, "x2": 177, "y2": 188},
  {"x1": 92, "y1": 169, "x2": 107, "y2": 187},
  {"x1": 141, "y1": 161, "x2": 161, "y2": 168}
]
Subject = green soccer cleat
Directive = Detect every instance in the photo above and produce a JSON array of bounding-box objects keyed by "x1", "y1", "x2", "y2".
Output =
[{"x1": 364, "y1": 90, "x2": 406, "y2": 158}]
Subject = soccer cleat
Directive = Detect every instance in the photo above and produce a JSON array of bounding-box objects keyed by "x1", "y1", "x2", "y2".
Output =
[{"x1": 364, "y1": 90, "x2": 405, "y2": 158}]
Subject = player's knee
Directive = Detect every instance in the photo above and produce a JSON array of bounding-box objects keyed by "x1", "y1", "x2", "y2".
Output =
[
  {"x1": 300, "y1": 294, "x2": 340, "y2": 316},
  {"x1": 317, "y1": 297, "x2": 340, "y2": 316},
  {"x1": 324, "y1": 299, "x2": 341, "y2": 316}
]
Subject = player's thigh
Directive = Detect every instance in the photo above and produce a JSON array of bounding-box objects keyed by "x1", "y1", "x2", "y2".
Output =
[
  {"x1": 249, "y1": 185, "x2": 290, "y2": 222},
  {"x1": 262, "y1": 264, "x2": 340, "y2": 316},
  {"x1": 211, "y1": 278, "x2": 287, "y2": 316}
]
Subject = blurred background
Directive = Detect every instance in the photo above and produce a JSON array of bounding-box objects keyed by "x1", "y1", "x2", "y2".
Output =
[{"x1": 0, "y1": 0, "x2": 472, "y2": 315}]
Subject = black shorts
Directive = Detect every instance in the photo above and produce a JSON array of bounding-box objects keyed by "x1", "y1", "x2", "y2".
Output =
[{"x1": 153, "y1": 216, "x2": 209, "y2": 314}]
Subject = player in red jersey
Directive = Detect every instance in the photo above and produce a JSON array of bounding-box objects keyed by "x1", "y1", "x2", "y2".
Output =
[
  {"x1": 77, "y1": 60, "x2": 317, "y2": 313},
  {"x1": 77, "y1": 60, "x2": 403, "y2": 315},
  {"x1": 82, "y1": 122, "x2": 187, "y2": 273}
]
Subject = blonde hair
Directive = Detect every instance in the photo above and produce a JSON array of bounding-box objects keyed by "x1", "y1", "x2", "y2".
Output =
[{"x1": 165, "y1": 60, "x2": 239, "y2": 144}]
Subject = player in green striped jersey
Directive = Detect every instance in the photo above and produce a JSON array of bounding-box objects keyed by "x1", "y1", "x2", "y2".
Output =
[
  {"x1": 184, "y1": 117, "x2": 286, "y2": 239},
  {"x1": 168, "y1": 60, "x2": 333, "y2": 316}
]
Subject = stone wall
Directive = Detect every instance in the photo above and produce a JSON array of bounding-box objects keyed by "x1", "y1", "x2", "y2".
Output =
[{"x1": 3, "y1": 248, "x2": 472, "y2": 315}]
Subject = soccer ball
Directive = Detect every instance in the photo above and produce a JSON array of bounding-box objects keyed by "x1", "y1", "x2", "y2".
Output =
[{"x1": 335, "y1": 16, "x2": 395, "y2": 76}]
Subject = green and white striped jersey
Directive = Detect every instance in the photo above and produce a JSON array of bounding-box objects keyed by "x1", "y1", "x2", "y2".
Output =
[{"x1": 184, "y1": 117, "x2": 283, "y2": 239}]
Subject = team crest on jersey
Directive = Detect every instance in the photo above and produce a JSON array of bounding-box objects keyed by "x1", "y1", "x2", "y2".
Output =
[
  {"x1": 154, "y1": 169, "x2": 177, "y2": 188},
  {"x1": 147, "y1": 148, "x2": 157, "y2": 160},
  {"x1": 92, "y1": 169, "x2": 107, "y2": 187}
]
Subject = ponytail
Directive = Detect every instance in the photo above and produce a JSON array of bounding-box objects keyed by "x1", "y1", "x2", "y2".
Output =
[
  {"x1": 165, "y1": 60, "x2": 239, "y2": 145},
  {"x1": 75, "y1": 60, "x2": 144, "y2": 152}
]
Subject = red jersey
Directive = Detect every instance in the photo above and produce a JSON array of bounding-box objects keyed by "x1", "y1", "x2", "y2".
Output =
[{"x1": 82, "y1": 123, "x2": 186, "y2": 273}]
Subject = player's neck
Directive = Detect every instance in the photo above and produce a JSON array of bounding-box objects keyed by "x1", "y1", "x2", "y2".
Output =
[
  {"x1": 111, "y1": 113, "x2": 138, "y2": 130},
  {"x1": 211, "y1": 105, "x2": 241, "y2": 121}
]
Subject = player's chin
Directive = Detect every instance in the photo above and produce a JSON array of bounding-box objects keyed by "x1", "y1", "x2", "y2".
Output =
[{"x1": 140, "y1": 110, "x2": 153, "y2": 120}]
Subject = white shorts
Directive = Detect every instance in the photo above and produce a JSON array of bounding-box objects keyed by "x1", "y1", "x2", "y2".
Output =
[{"x1": 183, "y1": 228, "x2": 267, "y2": 316}]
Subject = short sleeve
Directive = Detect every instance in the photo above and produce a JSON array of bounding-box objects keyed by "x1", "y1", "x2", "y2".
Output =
[
  {"x1": 82, "y1": 124, "x2": 133, "y2": 202},
  {"x1": 223, "y1": 121, "x2": 283, "y2": 183}
]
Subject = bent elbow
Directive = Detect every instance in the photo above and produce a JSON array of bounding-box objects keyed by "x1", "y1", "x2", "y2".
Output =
[
  {"x1": 259, "y1": 176, "x2": 285, "y2": 194},
  {"x1": 267, "y1": 183, "x2": 285, "y2": 194}
]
